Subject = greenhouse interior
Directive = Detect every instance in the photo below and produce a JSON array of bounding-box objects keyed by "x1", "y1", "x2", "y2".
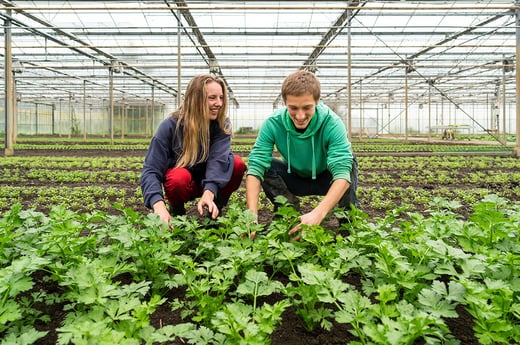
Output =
[
  {"x1": 2, "y1": 2, "x2": 520, "y2": 345},
  {"x1": 1, "y1": 1, "x2": 519, "y2": 151}
]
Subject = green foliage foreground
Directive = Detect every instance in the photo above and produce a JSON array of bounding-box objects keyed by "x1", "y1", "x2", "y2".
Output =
[{"x1": 1, "y1": 196, "x2": 519, "y2": 345}]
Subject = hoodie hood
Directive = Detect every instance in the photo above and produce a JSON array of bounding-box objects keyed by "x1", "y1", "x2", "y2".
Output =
[
  {"x1": 280, "y1": 102, "x2": 331, "y2": 179},
  {"x1": 281, "y1": 102, "x2": 327, "y2": 138}
]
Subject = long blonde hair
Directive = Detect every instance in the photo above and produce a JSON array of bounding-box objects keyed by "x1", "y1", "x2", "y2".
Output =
[{"x1": 173, "y1": 74, "x2": 230, "y2": 168}]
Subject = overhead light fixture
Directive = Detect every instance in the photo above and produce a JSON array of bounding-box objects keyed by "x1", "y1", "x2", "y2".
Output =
[
  {"x1": 209, "y1": 58, "x2": 220, "y2": 75},
  {"x1": 111, "y1": 59, "x2": 123, "y2": 73},
  {"x1": 307, "y1": 62, "x2": 318, "y2": 73},
  {"x1": 503, "y1": 59, "x2": 514, "y2": 73},
  {"x1": 404, "y1": 59, "x2": 416, "y2": 73},
  {"x1": 12, "y1": 59, "x2": 24, "y2": 74}
]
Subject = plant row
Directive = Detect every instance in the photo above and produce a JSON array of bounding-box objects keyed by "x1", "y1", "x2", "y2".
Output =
[
  {"x1": 3, "y1": 154, "x2": 520, "y2": 171},
  {"x1": 3, "y1": 162, "x2": 519, "y2": 186},
  {"x1": 12, "y1": 143, "x2": 514, "y2": 154},
  {"x1": 7, "y1": 133, "x2": 515, "y2": 154}
]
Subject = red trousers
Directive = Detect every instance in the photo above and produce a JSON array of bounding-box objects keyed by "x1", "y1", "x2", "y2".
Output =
[{"x1": 163, "y1": 155, "x2": 246, "y2": 206}]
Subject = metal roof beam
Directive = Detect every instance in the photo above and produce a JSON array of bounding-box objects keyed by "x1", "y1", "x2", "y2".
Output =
[
  {"x1": 167, "y1": 0, "x2": 238, "y2": 107},
  {"x1": 273, "y1": 0, "x2": 366, "y2": 106},
  {"x1": 0, "y1": 0, "x2": 178, "y2": 97}
]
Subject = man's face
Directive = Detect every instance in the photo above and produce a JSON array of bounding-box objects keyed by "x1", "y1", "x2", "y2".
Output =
[{"x1": 285, "y1": 93, "x2": 317, "y2": 130}]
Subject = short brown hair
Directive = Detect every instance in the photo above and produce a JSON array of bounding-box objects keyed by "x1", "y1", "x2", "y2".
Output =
[{"x1": 281, "y1": 70, "x2": 321, "y2": 103}]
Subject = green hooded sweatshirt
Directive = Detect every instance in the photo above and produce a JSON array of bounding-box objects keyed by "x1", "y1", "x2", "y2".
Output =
[{"x1": 247, "y1": 102, "x2": 353, "y2": 182}]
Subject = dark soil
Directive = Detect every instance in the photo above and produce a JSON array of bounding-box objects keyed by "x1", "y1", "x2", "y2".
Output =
[{"x1": 10, "y1": 148, "x2": 492, "y2": 345}]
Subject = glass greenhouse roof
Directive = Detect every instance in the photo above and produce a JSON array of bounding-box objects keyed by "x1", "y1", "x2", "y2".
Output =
[{"x1": 1, "y1": 0, "x2": 517, "y2": 118}]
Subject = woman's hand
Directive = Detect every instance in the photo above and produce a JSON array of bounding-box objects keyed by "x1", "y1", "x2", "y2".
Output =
[
  {"x1": 197, "y1": 190, "x2": 219, "y2": 219},
  {"x1": 153, "y1": 200, "x2": 171, "y2": 225}
]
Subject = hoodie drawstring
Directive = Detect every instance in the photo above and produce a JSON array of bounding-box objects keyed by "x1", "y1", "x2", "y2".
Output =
[
  {"x1": 286, "y1": 133, "x2": 291, "y2": 174},
  {"x1": 311, "y1": 136, "x2": 316, "y2": 179}
]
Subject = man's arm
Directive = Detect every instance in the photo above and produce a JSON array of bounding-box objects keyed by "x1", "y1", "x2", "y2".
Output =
[
  {"x1": 246, "y1": 174, "x2": 262, "y2": 218},
  {"x1": 245, "y1": 118, "x2": 277, "y2": 219},
  {"x1": 289, "y1": 178, "x2": 349, "y2": 237}
]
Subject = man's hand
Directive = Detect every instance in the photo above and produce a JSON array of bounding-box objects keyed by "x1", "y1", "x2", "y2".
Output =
[
  {"x1": 287, "y1": 179, "x2": 350, "y2": 240},
  {"x1": 287, "y1": 208, "x2": 324, "y2": 241}
]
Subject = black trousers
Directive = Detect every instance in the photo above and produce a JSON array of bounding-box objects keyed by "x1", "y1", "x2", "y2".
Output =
[{"x1": 261, "y1": 156, "x2": 358, "y2": 211}]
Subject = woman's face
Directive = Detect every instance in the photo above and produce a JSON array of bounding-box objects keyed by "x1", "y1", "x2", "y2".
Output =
[{"x1": 206, "y1": 81, "x2": 224, "y2": 120}]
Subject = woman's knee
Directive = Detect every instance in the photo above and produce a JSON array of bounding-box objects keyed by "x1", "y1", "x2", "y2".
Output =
[
  {"x1": 224, "y1": 155, "x2": 246, "y2": 192},
  {"x1": 233, "y1": 155, "x2": 247, "y2": 177},
  {"x1": 164, "y1": 168, "x2": 192, "y2": 192}
]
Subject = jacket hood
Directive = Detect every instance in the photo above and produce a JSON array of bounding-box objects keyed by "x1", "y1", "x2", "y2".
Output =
[
  {"x1": 280, "y1": 102, "x2": 330, "y2": 179},
  {"x1": 281, "y1": 102, "x2": 329, "y2": 138}
]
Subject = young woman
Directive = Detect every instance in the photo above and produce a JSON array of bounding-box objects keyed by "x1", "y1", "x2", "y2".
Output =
[{"x1": 141, "y1": 74, "x2": 246, "y2": 225}]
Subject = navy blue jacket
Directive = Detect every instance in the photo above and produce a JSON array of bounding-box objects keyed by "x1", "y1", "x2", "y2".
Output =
[{"x1": 140, "y1": 116, "x2": 235, "y2": 209}]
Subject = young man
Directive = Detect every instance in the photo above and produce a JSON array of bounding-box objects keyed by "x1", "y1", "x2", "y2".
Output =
[{"x1": 246, "y1": 70, "x2": 358, "y2": 239}]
